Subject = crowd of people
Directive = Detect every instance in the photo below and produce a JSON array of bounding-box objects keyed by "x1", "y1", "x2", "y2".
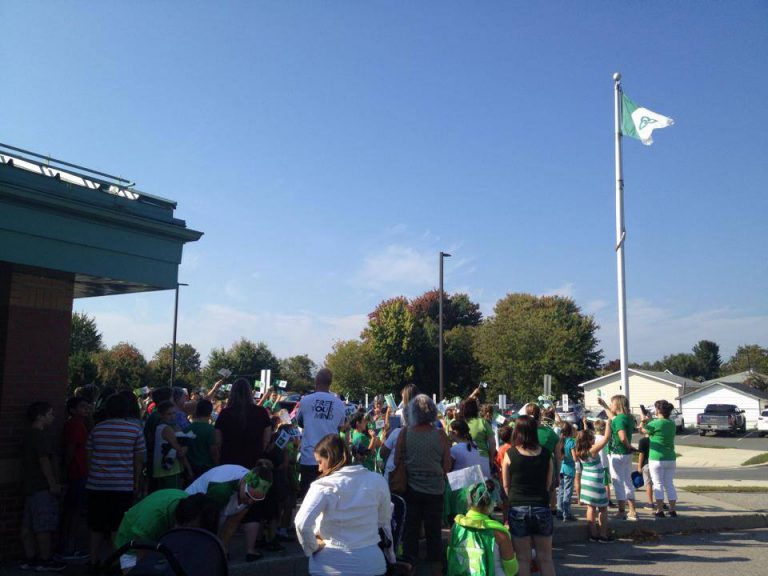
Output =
[{"x1": 19, "y1": 368, "x2": 679, "y2": 576}]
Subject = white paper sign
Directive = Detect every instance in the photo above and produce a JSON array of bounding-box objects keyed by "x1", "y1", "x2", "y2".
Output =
[
  {"x1": 495, "y1": 414, "x2": 506, "y2": 427},
  {"x1": 274, "y1": 430, "x2": 290, "y2": 450},
  {"x1": 218, "y1": 368, "x2": 232, "y2": 378},
  {"x1": 375, "y1": 419, "x2": 386, "y2": 430},
  {"x1": 447, "y1": 465, "x2": 485, "y2": 491},
  {"x1": 277, "y1": 410, "x2": 292, "y2": 425},
  {"x1": 562, "y1": 394, "x2": 570, "y2": 412},
  {"x1": 385, "y1": 394, "x2": 397, "y2": 411},
  {"x1": 277, "y1": 380, "x2": 288, "y2": 389}
]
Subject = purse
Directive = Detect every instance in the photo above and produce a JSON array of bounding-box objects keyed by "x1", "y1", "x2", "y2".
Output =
[{"x1": 388, "y1": 427, "x2": 408, "y2": 495}]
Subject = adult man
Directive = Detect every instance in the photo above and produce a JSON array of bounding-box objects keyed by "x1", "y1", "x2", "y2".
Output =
[
  {"x1": 296, "y1": 368, "x2": 346, "y2": 496},
  {"x1": 185, "y1": 462, "x2": 274, "y2": 555}
]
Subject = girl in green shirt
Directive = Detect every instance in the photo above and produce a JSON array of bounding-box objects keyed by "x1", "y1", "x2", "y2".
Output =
[
  {"x1": 639, "y1": 401, "x2": 678, "y2": 518},
  {"x1": 601, "y1": 394, "x2": 638, "y2": 521}
]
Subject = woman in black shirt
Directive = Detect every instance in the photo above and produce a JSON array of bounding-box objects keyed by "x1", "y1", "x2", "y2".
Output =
[{"x1": 502, "y1": 415, "x2": 555, "y2": 576}]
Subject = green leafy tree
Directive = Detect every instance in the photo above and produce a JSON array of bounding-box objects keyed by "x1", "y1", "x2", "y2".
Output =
[
  {"x1": 325, "y1": 339, "x2": 383, "y2": 401},
  {"x1": 68, "y1": 312, "x2": 104, "y2": 392},
  {"x1": 692, "y1": 339, "x2": 722, "y2": 380},
  {"x1": 147, "y1": 343, "x2": 202, "y2": 389},
  {"x1": 201, "y1": 339, "x2": 280, "y2": 388},
  {"x1": 279, "y1": 354, "x2": 317, "y2": 393},
  {"x1": 474, "y1": 293, "x2": 602, "y2": 401},
  {"x1": 363, "y1": 297, "x2": 420, "y2": 390},
  {"x1": 94, "y1": 342, "x2": 148, "y2": 390},
  {"x1": 722, "y1": 345, "x2": 768, "y2": 390},
  {"x1": 652, "y1": 353, "x2": 704, "y2": 380}
]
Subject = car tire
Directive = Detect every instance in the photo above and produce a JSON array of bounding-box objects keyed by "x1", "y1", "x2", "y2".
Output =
[{"x1": 698, "y1": 430, "x2": 706, "y2": 436}]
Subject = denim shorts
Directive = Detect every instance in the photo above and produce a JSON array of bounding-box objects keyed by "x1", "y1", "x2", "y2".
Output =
[{"x1": 508, "y1": 505, "x2": 553, "y2": 538}]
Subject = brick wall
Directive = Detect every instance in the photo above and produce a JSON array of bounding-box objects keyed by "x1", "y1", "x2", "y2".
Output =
[{"x1": 0, "y1": 263, "x2": 74, "y2": 561}]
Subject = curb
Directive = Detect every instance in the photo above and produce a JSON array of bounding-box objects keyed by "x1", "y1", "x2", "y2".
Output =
[{"x1": 226, "y1": 513, "x2": 768, "y2": 576}]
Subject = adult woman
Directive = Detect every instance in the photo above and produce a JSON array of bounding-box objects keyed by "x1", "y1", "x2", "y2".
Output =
[
  {"x1": 215, "y1": 378, "x2": 271, "y2": 468},
  {"x1": 602, "y1": 394, "x2": 638, "y2": 520},
  {"x1": 401, "y1": 395, "x2": 452, "y2": 576},
  {"x1": 447, "y1": 480, "x2": 518, "y2": 576},
  {"x1": 294, "y1": 434, "x2": 392, "y2": 576},
  {"x1": 639, "y1": 401, "x2": 678, "y2": 517},
  {"x1": 502, "y1": 415, "x2": 554, "y2": 576},
  {"x1": 380, "y1": 383, "x2": 420, "y2": 480},
  {"x1": 460, "y1": 399, "x2": 497, "y2": 471}
]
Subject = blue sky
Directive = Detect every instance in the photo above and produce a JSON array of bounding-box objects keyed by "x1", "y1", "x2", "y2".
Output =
[{"x1": 2, "y1": 2, "x2": 766, "y2": 367}]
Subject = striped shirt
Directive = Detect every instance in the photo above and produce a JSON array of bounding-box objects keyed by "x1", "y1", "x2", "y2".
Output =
[{"x1": 86, "y1": 418, "x2": 146, "y2": 492}]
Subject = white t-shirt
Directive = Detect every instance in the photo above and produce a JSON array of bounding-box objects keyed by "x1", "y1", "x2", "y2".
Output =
[
  {"x1": 185, "y1": 464, "x2": 249, "y2": 517},
  {"x1": 450, "y1": 443, "x2": 491, "y2": 478},
  {"x1": 383, "y1": 428, "x2": 402, "y2": 478},
  {"x1": 297, "y1": 391, "x2": 346, "y2": 465}
]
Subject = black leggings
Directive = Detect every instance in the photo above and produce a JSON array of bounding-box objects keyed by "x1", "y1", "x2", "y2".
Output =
[{"x1": 403, "y1": 487, "x2": 444, "y2": 562}]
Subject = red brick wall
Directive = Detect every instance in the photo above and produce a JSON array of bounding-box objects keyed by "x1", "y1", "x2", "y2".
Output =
[{"x1": 0, "y1": 263, "x2": 74, "y2": 561}]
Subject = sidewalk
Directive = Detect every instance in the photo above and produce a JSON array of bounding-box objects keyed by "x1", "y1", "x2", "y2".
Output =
[
  {"x1": 674, "y1": 445, "x2": 765, "y2": 468},
  {"x1": 218, "y1": 487, "x2": 768, "y2": 576},
  {"x1": 1, "y1": 488, "x2": 765, "y2": 576}
]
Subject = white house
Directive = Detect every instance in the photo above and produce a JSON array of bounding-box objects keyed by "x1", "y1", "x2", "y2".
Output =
[
  {"x1": 679, "y1": 371, "x2": 768, "y2": 429},
  {"x1": 579, "y1": 369, "x2": 702, "y2": 416}
]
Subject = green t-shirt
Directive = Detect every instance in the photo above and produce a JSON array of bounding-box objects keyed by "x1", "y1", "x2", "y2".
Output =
[
  {"x1": 644, "y1": 418, "x2": 676, "y2": 461},
  {"x1": 351, "y1": 430, "x2": 375, "y2": 471},
  {"x1": 467, "y1": 418, "x2": 494, "y2": 457},
  {"x1": 115, "y1": 489, "x2": 188, "y2": 548},
  {"x1": 609, "y1": 414, "x2": 635, "y2": 455},
  {"x1": 187, "y1": 421, "x2": 216, "y2": 469},
  {"x1": 537, "y1": 425, "x2": 560, "y2": 454}
]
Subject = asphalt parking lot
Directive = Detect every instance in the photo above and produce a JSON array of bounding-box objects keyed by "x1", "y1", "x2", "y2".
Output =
[{"x1": 633, "y1": 429, "x2": 767, "y2": 451}]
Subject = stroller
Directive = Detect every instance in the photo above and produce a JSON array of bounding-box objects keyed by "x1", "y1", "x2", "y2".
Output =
[{"x1": 105, "y1": 528, "x2": 228, "y2": 576}]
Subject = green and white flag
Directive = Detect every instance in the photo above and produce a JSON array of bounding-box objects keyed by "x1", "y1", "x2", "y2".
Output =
[{"x1": 621, "y1": 94, "x2": 674, "y2": 146}]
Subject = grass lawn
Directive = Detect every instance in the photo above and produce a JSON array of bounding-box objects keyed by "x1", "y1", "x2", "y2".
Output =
[
  {"x1": 684, "y1": 485, "x2": 768, "y2": 493},
  {"x1": 741, "y1": 452, "x2": 768, "y2": 466}
]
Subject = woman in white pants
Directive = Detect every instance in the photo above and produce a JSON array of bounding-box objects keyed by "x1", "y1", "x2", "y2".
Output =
[
  {"x1": 601, "y1": 394, "x2": 638, "y2": 520},
  {"x1": 639, "y1": 401, "x2": 678, "y2": 517}
]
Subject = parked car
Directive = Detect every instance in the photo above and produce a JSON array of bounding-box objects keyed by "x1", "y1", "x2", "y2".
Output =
[
  {"x1": 757, "y1": 409, "x2": 768, "y2": 438},
  {"x1": 647, "y1": 407, "x2": 685, "y2": 433},
  {"x1": 696, "y1": 404, "x2": 747, "y2": 436},
  {"x1": 557, "y1": 403, "x2": 586, "y2": 430}
]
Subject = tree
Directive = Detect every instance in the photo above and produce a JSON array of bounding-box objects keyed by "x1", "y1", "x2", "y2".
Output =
[
  {"x1": 722, "y1": 344, "x2": 768, "y2": 374},
  {"x1": 279, "y1": 354, "x2": 317, "y2": 392},
  {"x1": 601, "y1": 359, "x2": 621, "y2": 374},
  {"x1": 94, "y1": 342, "x2": 148, "y2": 390},
  {"x1": 653, "y1": 353, "x2": 704, "y2": 380},
  {"x1": 325, "y1": 339, "x2": 383, "y2": 401},
  {"x1": 68, "y1": 312, "x2": 104, "y2": 392},
  {"x1": 147, "y1": 343, "x2": 202, "y2": 389},
  {"x1": 474, "y1": 294, "x2": 602, "y2": 401},
  {"x1": 201, "y1": 339, "x2": 280, "y2": 387},
  {"x1": 363, "y1": 297, "x2": 420, "y2": 390},
  {"x1": 692, "y1": 340, "x2": 722, "y2": 380}
]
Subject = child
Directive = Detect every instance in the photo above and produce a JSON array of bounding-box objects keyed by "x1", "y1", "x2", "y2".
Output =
[
  {"x1": 59, "y1": 397, "x2": 90, "y2": 561},
  {"x1": 151, "y1": 401, "x2": 193, "y2": 490},
  {"x1": 575, "y1": 423, "x2": 613, "y2": 542},
  {"x1": 594, "y1": 420, "x2": 613, "y2": 507},
  {"x1": 20, "y1": 402, "x2": 65, "y2": 572},
  {"x1": 557, "y1": 422, "x2": 577, "y2": 521},
  {"x1": 349, "y1": 412, "x2": 377, "y2": 471},
  {"x1": 187, "y1": 399, "x2": 220, "y2": 480}
]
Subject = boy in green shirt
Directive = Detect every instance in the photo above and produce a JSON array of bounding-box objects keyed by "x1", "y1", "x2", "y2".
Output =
[
  {"x1": 349, "y1": 412, "x2": 377, "y2": 471},
  {"x1": 187, "y1": 399, "x2": 220, "y2": 479}
]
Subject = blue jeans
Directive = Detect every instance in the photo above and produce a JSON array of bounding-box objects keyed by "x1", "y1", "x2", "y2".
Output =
[
  {"x1": 507, "y1": 506, "x2": 553, "y2": 538},
  {"x1": 557, "y1": 473, "x2": 574, "y2": 518}
]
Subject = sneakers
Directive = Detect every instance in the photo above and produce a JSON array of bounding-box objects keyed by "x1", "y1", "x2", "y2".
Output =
[
  {"x1": 555, "y1": 511, "x2": 564, "y2": 520},
  {"x1": 563, "y1": 515, "x2": 577, "y2": 522},
  {"x1": 613, "y1": 512, "x2": 627, "y2": 520},
  {"x1": 598, "y1": 536, "x2": 615, "y2": 543},
  {"x1": 669, "y1": 510, "x2": 678, "y2": 518},
  {"x1": 20, "y1": 559, "x2": 38, "y2": 571},
  {"x1": 35, "y1": 560, "x2": 67, "y2": 572},
  {"x1": 626, "y1": 513, "x2": 638, "y2": 521},
  {"x1": 588, "y1": 535, "x2": 601, "y2": 543},
  {"x1": 654, "y1": 510, "x2": 666, "y2": 518}
]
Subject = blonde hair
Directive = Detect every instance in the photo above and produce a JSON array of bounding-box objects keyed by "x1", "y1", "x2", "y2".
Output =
[{"x1": 611, "y1": 394, "x2": 630, "y2": 415}]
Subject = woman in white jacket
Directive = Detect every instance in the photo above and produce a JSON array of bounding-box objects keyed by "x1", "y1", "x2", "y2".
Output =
[{"x1": 295, "y1": 433, "x2": 393, "y2": 576}]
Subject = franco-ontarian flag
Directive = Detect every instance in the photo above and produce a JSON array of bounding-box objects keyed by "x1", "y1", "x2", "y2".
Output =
[{"x1": 621, "y1": 94, "x2": 674, "y2": 146}]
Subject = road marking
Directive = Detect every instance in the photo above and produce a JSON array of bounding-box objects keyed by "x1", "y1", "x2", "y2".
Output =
[{"x1": 737, "y1": 431, "x2": 754, "y2": 443}]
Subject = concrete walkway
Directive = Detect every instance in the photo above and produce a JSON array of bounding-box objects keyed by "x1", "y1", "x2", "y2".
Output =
[{"x1": 675, "y1": 444, "x2": 765, "y2": 468}]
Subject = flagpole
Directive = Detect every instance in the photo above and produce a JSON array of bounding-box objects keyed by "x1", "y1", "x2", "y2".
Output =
[{"x1": 614, "y1": 72, "x2": 630, "y2": 407}]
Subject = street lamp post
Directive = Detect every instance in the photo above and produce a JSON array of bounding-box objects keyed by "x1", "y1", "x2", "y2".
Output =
[
  {"x1": 170, "y1": 282, "x2": 189, "y2": 387},
  {"x1": 439, "y1": 251, "x2": 451, "y2": 402}
]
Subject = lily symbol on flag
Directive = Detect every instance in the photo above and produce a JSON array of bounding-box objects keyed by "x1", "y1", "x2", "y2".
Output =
[{"x1": 621, "y1": 93, "x2": 674, "y2": 145}]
